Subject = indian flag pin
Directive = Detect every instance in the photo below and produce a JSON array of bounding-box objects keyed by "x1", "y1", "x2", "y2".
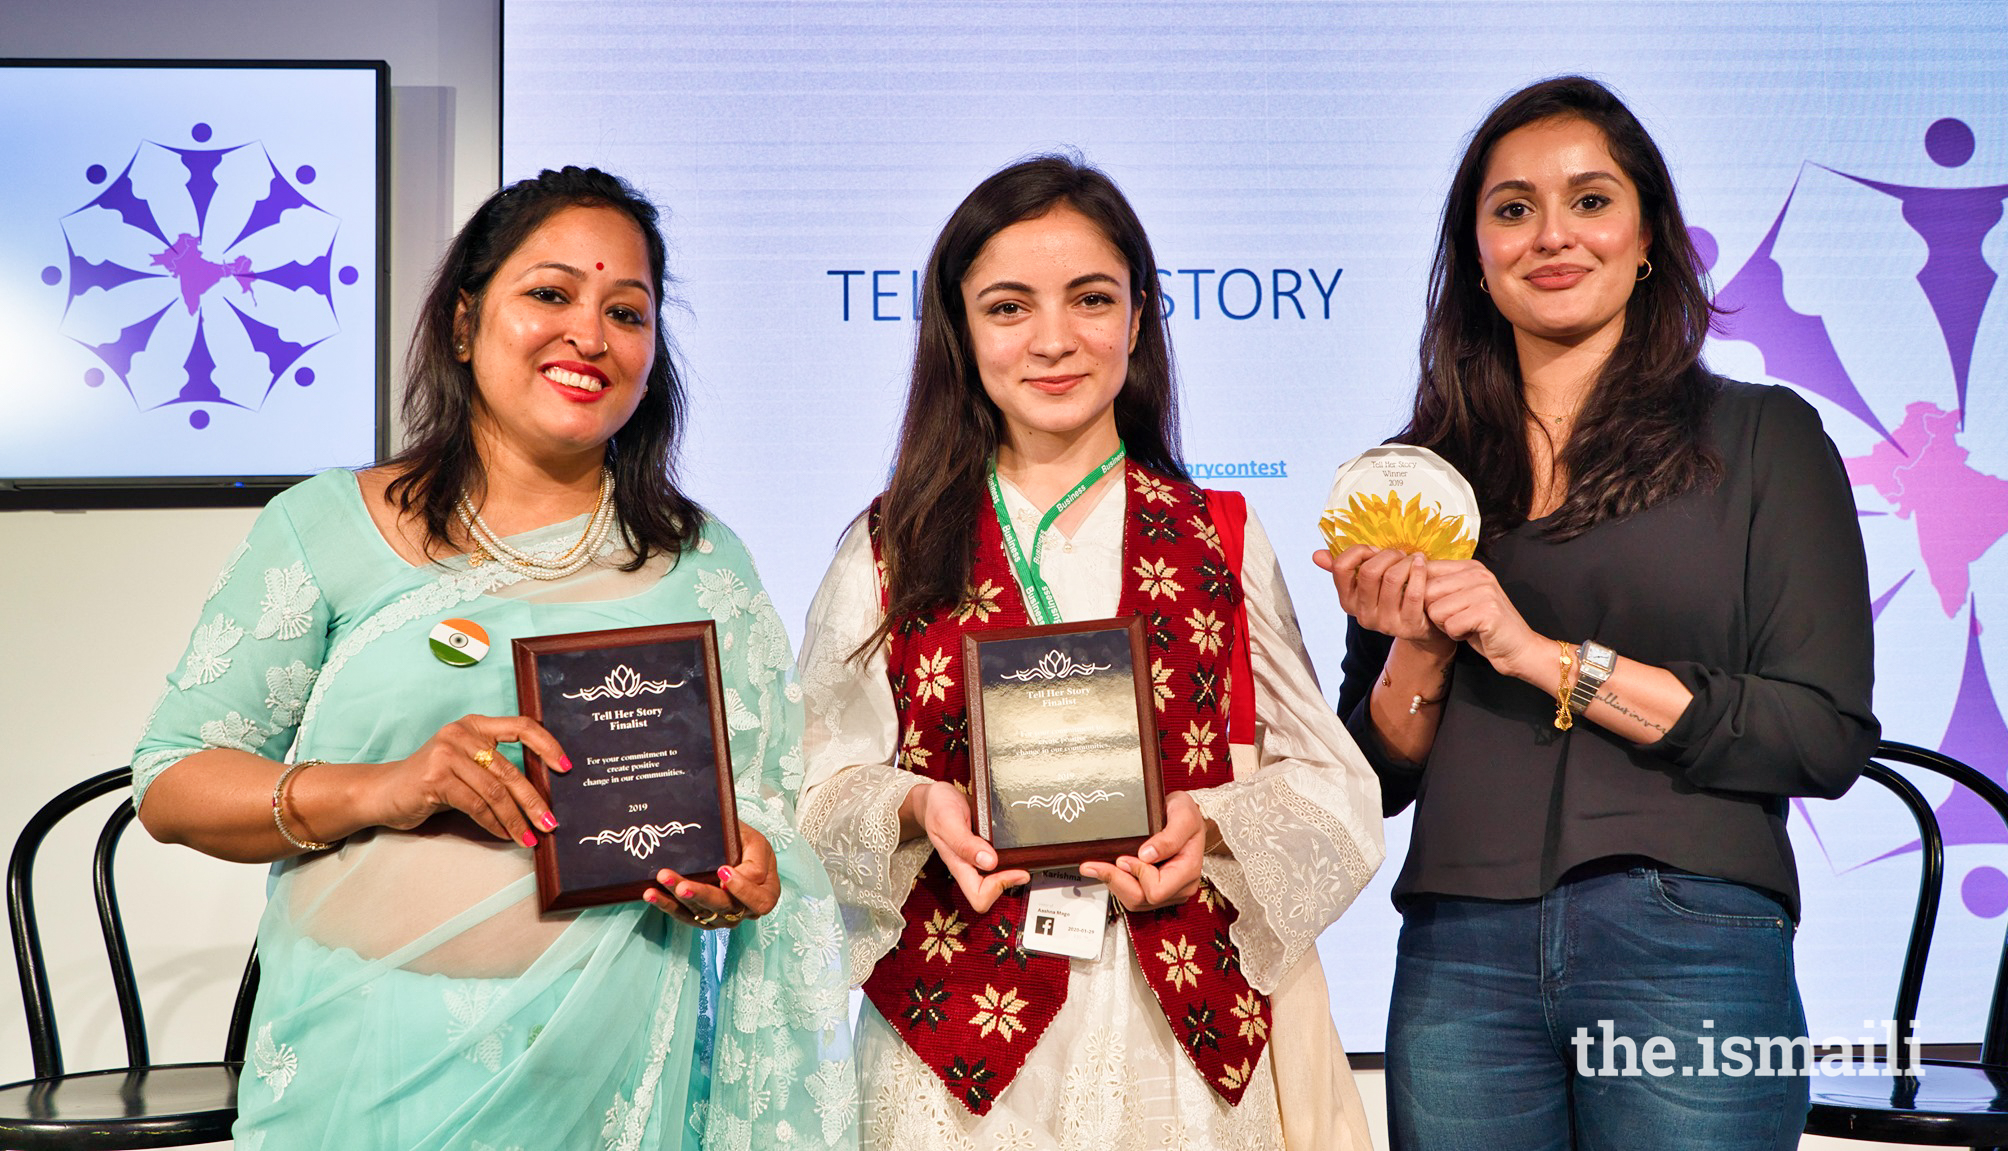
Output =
[{"x1": 429, "y1": 618, "x2": 490, "y2": 667}]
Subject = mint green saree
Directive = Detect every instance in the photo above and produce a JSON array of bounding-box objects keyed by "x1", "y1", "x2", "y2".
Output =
[{"x1": 135, "y1": 470, "x2": 856, "y2": 1151}]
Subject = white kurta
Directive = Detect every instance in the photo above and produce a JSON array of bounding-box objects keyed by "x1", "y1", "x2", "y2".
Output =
[{"x1": 797, "y1": 477, "x2": 1385, "y2": 1151}]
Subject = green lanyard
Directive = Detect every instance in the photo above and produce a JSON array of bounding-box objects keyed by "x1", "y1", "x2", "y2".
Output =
[{"x1": 986, "y1": 445, "x2": 1127, "y2": 626}]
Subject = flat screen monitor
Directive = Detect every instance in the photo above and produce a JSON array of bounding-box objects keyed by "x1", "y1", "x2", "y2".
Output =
[{"x1": 0, "y1": 59, "x2": 388, "y2": 508}]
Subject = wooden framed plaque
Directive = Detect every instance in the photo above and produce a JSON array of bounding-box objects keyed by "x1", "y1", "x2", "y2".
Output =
[
  {"x1": 964, "y1": 617, "x2": 1165, "y2": 871},
  {"x1": 513, "y1": 622, "x2": 741, "y2": 912}
]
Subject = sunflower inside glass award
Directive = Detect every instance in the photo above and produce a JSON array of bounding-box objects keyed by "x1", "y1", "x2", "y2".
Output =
[
  {"x1": 513, "y1": 622, "x2": 740, "y2": 912},
  {"x1": 1319, "y1": 445, "x2": 1480, "y2": 560},
  {"x1": 964, "y1": 618, "x2": 1166, "y2": 871}
]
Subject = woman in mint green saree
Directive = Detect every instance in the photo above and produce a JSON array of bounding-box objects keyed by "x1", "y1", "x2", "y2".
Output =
[{"x1": 133, "y1": 166, "x2": 856, "y2": 1151}]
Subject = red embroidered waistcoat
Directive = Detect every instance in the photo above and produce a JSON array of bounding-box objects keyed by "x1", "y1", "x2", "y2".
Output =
[{"x1": 861, "y1": 462, "x2": 1272, "y2": 1115}]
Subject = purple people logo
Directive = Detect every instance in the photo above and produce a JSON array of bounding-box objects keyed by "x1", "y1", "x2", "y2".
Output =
[
  {"x1": 41, "y1": 121, "x2": 358, "y2": 430},
  {"x1": 1706, "y1": 117, "x2": 2008, "y2": 920}
]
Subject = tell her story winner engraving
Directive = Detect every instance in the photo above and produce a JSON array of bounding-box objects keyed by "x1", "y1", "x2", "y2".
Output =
[
  {"x1": 514, "y1": 622, "x2": 740, "y2": 912},
  {"x1": 1319, "y1": 444, "x2": 1479, "y2": 561}
]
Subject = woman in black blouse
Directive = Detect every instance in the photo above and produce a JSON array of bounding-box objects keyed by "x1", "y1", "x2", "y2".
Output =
[{"x1": 1318, "y1": 76, "x2": 1877, "y2": 1150}]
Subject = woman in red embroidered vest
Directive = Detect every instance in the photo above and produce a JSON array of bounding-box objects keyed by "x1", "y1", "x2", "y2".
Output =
[{"x1": 797, "y1": 155, "x2": 1386, "y2": 1150}]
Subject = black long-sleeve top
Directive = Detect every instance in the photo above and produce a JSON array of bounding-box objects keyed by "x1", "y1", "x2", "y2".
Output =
[{"x1": 1337, "y1": 380, "x2": 1879, "y2": 919}]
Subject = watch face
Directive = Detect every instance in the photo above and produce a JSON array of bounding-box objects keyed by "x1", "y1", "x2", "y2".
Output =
[{"x1": 1319, "y1": 445, "x2": 1479, "y2": 560}]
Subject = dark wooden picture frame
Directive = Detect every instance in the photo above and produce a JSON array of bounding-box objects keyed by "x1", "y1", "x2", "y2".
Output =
[
  {"x1": 964, "y1": 617, "x2": 1166, "y2": 871},
  {"x1": 514, "y1": 622, "x2": 741, "y2": 912}
]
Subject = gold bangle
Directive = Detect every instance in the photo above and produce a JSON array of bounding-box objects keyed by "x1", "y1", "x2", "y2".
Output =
[
  {"x1": 1409, "y1": 676, "x2": 1451, "y2": 715},
  {"x1": 1553, "y1": 640, "x2": 1576, "y2": 731},
  {"x1": 1383, "y1": 669, "x2": 1451, "y2": 715},
  {"x1": 272, "y1": 759, "x2": 334, "y2": 852}
]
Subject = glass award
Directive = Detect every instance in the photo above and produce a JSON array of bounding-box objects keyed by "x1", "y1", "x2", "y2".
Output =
[{"x1": 1320, "y1": 444, "x2": 1480, "y2": 560}]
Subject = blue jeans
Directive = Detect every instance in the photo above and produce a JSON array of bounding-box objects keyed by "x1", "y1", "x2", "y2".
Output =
[{"x1": 1386, "y1": 867, "x2": 1809, "y2": 1151}]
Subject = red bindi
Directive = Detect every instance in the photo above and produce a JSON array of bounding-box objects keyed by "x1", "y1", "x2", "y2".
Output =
[{"x1": 595, "y1": 262, "x2": 604, "y2": 270}]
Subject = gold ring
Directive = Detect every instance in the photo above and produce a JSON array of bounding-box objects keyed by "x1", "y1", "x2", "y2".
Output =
[
  {"x1": 719, "y1": 911, "x2": 745, "y2": 925},
  {"x1": 472, "y1": 748, "x2": 495, "y2": 768},
  {"x1": 692, "y1": 910, "x2": 720, "y2": 927}
]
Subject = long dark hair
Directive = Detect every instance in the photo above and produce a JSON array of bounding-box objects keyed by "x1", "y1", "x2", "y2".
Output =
[
  {"x1": 1410, "y1": 75, "x2": 1720, "y2": 543},
  {"x1": 874, "y1": 154, "x2": 1186, "y2": 630},
  {"x1": 384, "y1": 165, "x2": 702, "y2": 567}
]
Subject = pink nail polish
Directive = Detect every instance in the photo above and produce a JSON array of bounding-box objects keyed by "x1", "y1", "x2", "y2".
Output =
[
  {"x1": 677, "y1": 884, "x2": 694, "y2": 899},
  {"x1": 538, "y1": 812, "x2": 558, "y2": 831},
  {"x1": 520, "y1": 831, "x2": 538, "y2": 848},
  {"x1": 558, "y1": 756, "x2": 574, "y2": 772},
  {"x1": 717, "y1": 866, "x2": 734, "y2": 883}
]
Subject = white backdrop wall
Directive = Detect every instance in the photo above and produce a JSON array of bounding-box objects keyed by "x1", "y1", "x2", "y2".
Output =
[
  {"x1": 502, "y1": 0, "x2": 2008, "y2": 1057},
  {"x1": 0, "y1": 3, "x2": 1991, "y2": 1149}
]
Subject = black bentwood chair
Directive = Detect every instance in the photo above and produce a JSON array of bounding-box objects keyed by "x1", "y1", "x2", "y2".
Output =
[
  {"x1": 0, "y1": 767, "x2": 260, "y2": 1148},
  {"x1": 1803, "y1": 740, "x2": 2008, "y2": 1147}
]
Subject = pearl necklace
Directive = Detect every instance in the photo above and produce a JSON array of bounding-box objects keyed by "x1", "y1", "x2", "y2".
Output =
[{"x1": 456, "y1": 468, "x2": 617, "y2": 580}]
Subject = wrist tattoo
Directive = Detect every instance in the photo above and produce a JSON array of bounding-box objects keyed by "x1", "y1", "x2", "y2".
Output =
[{"x1": 1597, "y1": 689, "x2": 1668, "y2": 735}]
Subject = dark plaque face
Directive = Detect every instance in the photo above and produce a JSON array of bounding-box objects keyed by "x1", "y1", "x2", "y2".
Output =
[
  {"x1": 966, "y1": 618, "x2": 1164, "y2": 870},
  {"x1": 514, "y1": 623, "x2": 739, "y2": 911}
]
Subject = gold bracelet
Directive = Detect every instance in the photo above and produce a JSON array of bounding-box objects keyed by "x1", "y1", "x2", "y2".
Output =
[
  {"x1": 272, "y1": 759, "x2": 334, "y2": 852},
  {"x1": 1553, "y1": 640, "x2": 1576, "y2": 731}
]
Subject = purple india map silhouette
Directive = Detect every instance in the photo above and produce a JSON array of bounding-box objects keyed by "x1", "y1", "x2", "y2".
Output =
[
  {"x1": 1710, "y1": 119, "x2": 2008, "y2": 916},
  {"x1": 151, "y1": 233, "x2": 255, "y2": 315},
  {"x1": 1845, "y1": 403, "x2": 2008, "y2": 619}
]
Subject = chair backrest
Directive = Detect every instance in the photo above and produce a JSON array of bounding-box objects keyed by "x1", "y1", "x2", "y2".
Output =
[
  {"x1": 7, "y1": 766, "x2": 259, "y2": 1080},
  {"x1": 1853, "y1": 741, "x2": 2008, "y2": 1068}
]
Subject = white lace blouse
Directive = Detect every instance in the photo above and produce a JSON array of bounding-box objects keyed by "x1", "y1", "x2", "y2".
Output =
[{"x1": 797, "y1": 477, "x2": 1385, "y2": 1151}]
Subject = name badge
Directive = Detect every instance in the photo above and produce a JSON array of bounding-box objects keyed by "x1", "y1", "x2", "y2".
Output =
[{"x1": 1020, "y1": 875, "x2": 1111, "y2": 959}]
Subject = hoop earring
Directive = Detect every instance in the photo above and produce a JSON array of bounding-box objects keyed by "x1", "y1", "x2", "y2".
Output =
[
  {"x1": 1636, "y1": 259, "x2": 1653, "y2": 282},
  {"x1": 1479, "y1": 276, "x2": 1490, "y2": 295}
]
